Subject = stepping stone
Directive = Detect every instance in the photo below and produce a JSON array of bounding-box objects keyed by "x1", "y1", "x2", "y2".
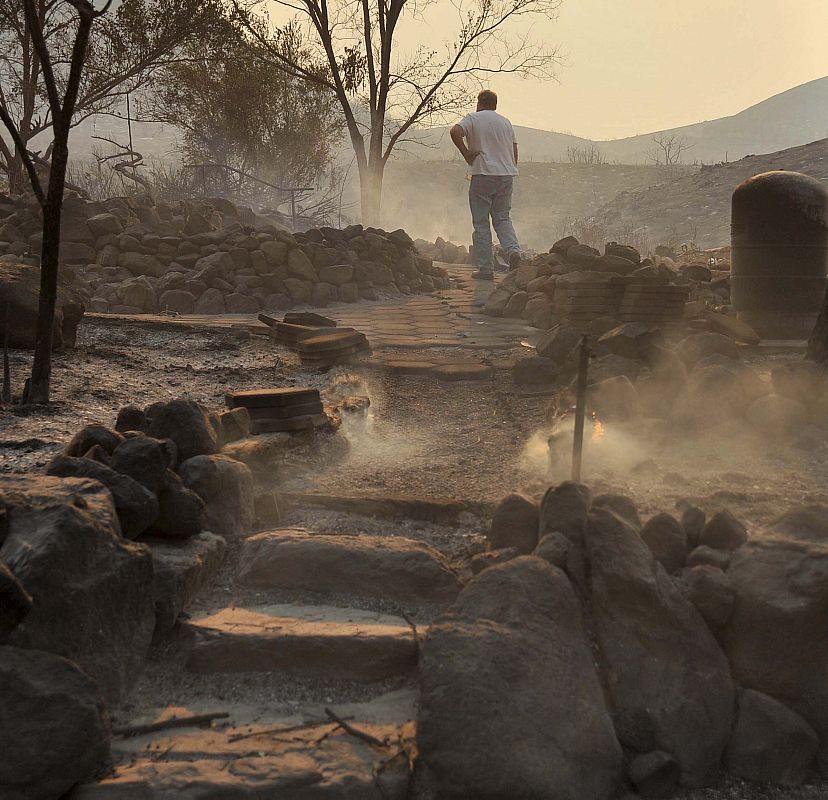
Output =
[
  {"x1": 185, "y1": 604, "x2": 418, "y2": 681},
  {"x1": 431, "y1": 363, "x2": 493, "y2": 381},
  {"x1": 148, "y1": 533, "x2": 228, "y2": 633},
  {"x1": 238, "y1": 529, "x2": 461, "y2": 604},
  {"x1": 227, "y1": 387, "x2": 320, "y2": 409},
  {"x1": 283, "y1": 311, "x2": 337, "y2": 327},
  {"x1": 383, "y1": 359, "x2": 437, "y2": 375},
  {"x1": 75, "y1": 715, "x2": 414, "y2": 798},
  {"x1": 252, "y1": 413, "x2": 331, "y2": 433}
]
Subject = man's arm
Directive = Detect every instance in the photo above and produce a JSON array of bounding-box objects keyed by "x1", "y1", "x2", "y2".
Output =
[
  {"x1": 514, "y1": 142, "x2": 519, "y2": 164},
  {"x1": 450, "y1": 124, "x2": 480, "y2": 166}
]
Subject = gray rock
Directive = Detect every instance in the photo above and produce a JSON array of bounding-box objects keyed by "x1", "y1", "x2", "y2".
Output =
[
  {"x1": 218, "y1": 407, "x2": 250, "y2": 445},
  {"x1": 588, "y1": 374, "x2": 640, "y2": 420},
  {"x1": 0, "y1": 646, "x2": 110, "y2": 800},
  {"x1": 147, "y1": 532, "x2": 227, "y2": 632},
  {"x1": 46, "y1": 455, "x2": 159, "y2": 539},
  {"x1": 536, "y1": 323, "x2": 581, "y2": 363},
  {"x1": 0, "y1": 560, "x2": 32, "y2": 643},
  {"x1": 679, "y1": 565, "x2": 735, "y2": 628},
  {"x1": 721, "y1": 539, "x2": 828, "y2": 770},
  {"x1": 539, "y1": 481, "x2": 591, "y2": 542},
  {"x1": 585, "y1": 507, "x2": 735, "y2": 786},
  {"x1": 629, "y1": 750, "x2": 681, "y2": 798},
  {"x1": 593, "y1": 493, "x2": 642, "y2": 529},
  {"x1": 115, "y1": 405, "x2": 146, "y2": 433},
  {"x1": 151, "y1": 470, "x2": 206, "y2": 540},
  {"x1": 641, "y1": 512, "x2": 686, "y2": 574},
  {"x1": 675, "y1": 332, "x2": 740, "y2": 368},
  {"x1": 65, "y1": 424, "x2": 124, "y2": 457},
  {"x1": 700, "y1": 510, "x2": 747, "y2": 551},
  {"x1": 533, "y1": 531, "x2": 570, "y2": 569},
  {"x1": 681, "y1": 506, "x2": 706, "y2": 550},
  {"x1": 1, "y1": 475, "x2": 155, "y2": 703},
  {"x1": 418, "y1": 557, "x2": 622, "y2": 799},
  {"x1": 725, "y1": 689, "x2": 818, "y2": 785},
  {"x1": 488, "y1": 492, "x2": 539, "y2": 554},
  {"x1": 110, "y1": 434, "x2": 171, "y2": 494},
  {"x1": 687, "y1": 545, "x2": 731, "y2": 571},
  {"x1": 470, "y1": 546, "x2": 520, "y2": 575},
  {"x1": 179, "y1": 454, "x2": 254, "y2": 537},
  {"x1": 771, "y1": 504, "x2": 828, "y2": 542},
  {"x1": 158, "y1": 289, "x2": 196, "y2": 313},
  {"x1": 286, "y1": 248, "x2": 318, "y2": 282},
  {"x1": 145, "y1": 399, "x2": 221, "y2": 462}
]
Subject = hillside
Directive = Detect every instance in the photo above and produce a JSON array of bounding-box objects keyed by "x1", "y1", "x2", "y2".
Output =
[
  {"x1": 597, "y1": 137, "x2": 828, "y2": 248},
  {"x1": 378, "y1": 161, "x2": 691, "y2": 250},
  {"x1": 399, "y1": 76, "x2": 828, "y2": 165}
]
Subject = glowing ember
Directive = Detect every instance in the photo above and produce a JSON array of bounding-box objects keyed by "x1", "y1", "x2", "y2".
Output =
[{"x1": 591, "y1": 413, "x2": 605, "y2": 443}]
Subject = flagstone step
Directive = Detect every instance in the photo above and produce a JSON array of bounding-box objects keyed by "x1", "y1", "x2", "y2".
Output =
[
  {"x1": 237, "y1": 529, "x2": 462, "y2": 605},
  {"x1": 185, "y1": 604, "x2": 419, "y2": 681}
]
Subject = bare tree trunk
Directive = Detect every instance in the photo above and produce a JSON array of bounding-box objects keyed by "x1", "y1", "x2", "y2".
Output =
[
  {"x1": 27, "y1": 125, "x2": 69, "y2": 403},
  {"x1": 359, "y1": 160, "x2": 384, "y2": 227}
]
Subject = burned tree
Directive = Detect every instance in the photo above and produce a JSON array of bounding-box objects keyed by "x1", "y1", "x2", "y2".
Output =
[
  {"x1": 0, "y1": 0, "x2": 110, "y2": 403},
  {"x1": 645, "y1": 133, "x2": 692, "y2": 166},
  {"x1": 0, "y1": 0, "x2": 222, "y2": 191},
  {"x1": 232, "y1": 0, "x2": 562, "y2": 225}
]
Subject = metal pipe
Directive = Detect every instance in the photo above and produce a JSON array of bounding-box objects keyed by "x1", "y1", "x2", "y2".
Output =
[{"x1": 571, "y1": 335, "x2": 590, "y2": 482}]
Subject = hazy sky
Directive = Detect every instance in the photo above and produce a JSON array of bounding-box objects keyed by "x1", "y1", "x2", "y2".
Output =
[
  {"x1": 270, "y1": 0, "x2": 828, "y2": 139},
  {"x1": 408, "y1": 0, "x2": 828, "y2": 138}
]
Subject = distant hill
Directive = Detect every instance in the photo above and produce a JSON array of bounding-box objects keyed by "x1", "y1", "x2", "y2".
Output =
[
  {"x1": 598, "y1": 138, "x2": 828, "y2": 248},
  {"x1": 399, "y1": 76, "x2": 828, "y2": 165}
]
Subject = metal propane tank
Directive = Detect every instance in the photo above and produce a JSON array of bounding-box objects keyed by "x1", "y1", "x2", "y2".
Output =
[{"x1": 731, "y1": 170, "x2": 828, "y2": 339}]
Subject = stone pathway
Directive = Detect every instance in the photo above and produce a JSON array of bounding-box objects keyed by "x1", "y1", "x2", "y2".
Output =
[{"x1": 87, "y1": 264, "x2": 536, "y2": 353}]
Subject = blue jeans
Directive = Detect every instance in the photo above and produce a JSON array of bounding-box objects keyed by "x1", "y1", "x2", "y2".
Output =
[{"x1": 469, "y1": 175, "x2": 519, "y2": 272}]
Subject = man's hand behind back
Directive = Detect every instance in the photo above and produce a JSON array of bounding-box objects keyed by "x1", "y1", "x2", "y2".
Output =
[{"x1": 465, "y1": 150, "x2": 481, "y2": 166}]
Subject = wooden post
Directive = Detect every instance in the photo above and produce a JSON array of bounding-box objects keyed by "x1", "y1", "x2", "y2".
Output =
[{"x1": 571, "y1": 335, "x2": 590, "y2": 482}]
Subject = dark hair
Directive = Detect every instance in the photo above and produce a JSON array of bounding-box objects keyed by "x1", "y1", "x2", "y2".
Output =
[{"x1": 477, "y1": 89, "x2": 498, "y2": 109}]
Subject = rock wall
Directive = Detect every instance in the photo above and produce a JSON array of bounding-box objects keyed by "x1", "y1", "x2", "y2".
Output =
[{"x1": 0, "y1": 193, "x2": 450, "y2": 316}]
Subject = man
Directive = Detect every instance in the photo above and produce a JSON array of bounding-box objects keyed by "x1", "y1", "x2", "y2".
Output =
[{"x1": 450, "y1": 89, "x2": 521, "y2": 280}]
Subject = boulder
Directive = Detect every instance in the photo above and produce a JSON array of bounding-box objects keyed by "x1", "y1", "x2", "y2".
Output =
[
  {"x1": 598, "y1": 323, "x2": 662, "y2": 360},
  {"x1": 218, "y1": 407, "x2": 250, "y2": 444},
  {"x1": 700, "y1": 510, "x2": 747, "y2": 551},
  {"x1": 1, "y1": 475, "x2": 155, "y2": 703},
  {"x1": 483, "y1": 287, "x2": 511, "y2": 317},
  {"x1": 681, "y1": 505, "x2": 706, "y2": 550},
  {"x1": 158, "y1": 289, "x2": 196, "y2": 313},
  {"x1": 319, "y1": 264, "x2": 354, "y2": 285},
  {"x1": 178, "y1": 454, "x2": 254, "y2": 537},
  {"x1": 592, "y1": 493, "x2": 642, "y2": 529},
  {"x1": 488, "y1": 492, "x2": 539, "y2": 554},
  {"x1": 145, "y1": 399, "x2": 220, "y2": 462},
  {"x1": 470, "y1": 547, "x2": 520, "y2": 575},
  {"x1": 115, "y1": 405, "x2": 146, "y2": 434},
  {"x1": 286, "y1": 248, "x2": 318, "y2": 282},
  {"x1": 151, "y1": 471, "x2": 206, "y2": 540},
  {"x1": 724, "y1": 689, "x2": 818, "y2": 785},
  {"x1": 721, "y1": 538, "x2": 828, "y2": 770},
  {"x1": 679, "y1": 565, "x2": 735, "y2": 629},
  {"x1": 675, "y1": 332, "x2": 740, "y2": 369},
  {"x1": 771, "y1": 360, "x2": 824, "y2": 402},
  {"x1": 771, "y1": 504, "x2": 828, "y2": 542},
  {"x1": 65, "y1": 424, "x2": 124, "y2": 457},
  {"x1": 226, "y1": 292, "x2": 261, "y2": 314},
  {"x1": 119, "y1": 252, "x2": 164, "y2": 278},
  {"x1": 687, "y1": 545, "x2": 731, "y2": 571},
  {"x1": 745, "y1": 393, "x2": 808, "y2": 437},
  {"x1": 0, "y1": 261, "x2": 85, "y2": 349},
  {"x1": 588, "y1": 375, "x2": 640, "y2": 421},
  {"x1": 584, "y1": 507, "x2": 735, "y2": 786},
  {"x1": 110, "y1": 435, "x2": 171, "y2": 495},
  {"x1": 567, "y1": 243, "x2": 601, "y2": 265},
  {"x1": 533, "y1": 531, "x2": 570, "y2": 569},
  {"x1": 535, "y1": 323, "x2": 581, "y2": 363},
  {"x1": 641, "y1": 513, "x2": 686, "y2": 574},
  {"x1": 86, "y1": 212, "x2": 123, "y2": 238},
  {"x1": 551, "y1": 235, "x2": 578, "y2": 254},
  {"x1": 418, "y1": 558, "x2": 622, "y2": 799},
  {"x1": 0, "y1": 646, "x2": 110, "y2": 800},
  {"x1": 539, "y1": 481, "x2": 591, "y2": 541},
  {"x1": 147, "y1": 532, "x2": 227, "y2": 632},
  {"x1": 628, "y1": 751, "x2": 681, "y2": 799},
  {"x1": 46, "y1": 455, "x2": 159, "y2": 539},
  {"x1": 193, "y1": 287, "x2": 226, "y2": 314},
  {"x1": 0, "y1": 560, "x2": 33, "y2": 643}
]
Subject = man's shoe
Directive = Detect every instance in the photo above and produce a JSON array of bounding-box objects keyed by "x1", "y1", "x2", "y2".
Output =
[
  {"x1": 471, "y1": 270, "x2": 494, "y2": 280},
  {"x1": 508, "y1": 251, "x2": 522, "y2": 270}
]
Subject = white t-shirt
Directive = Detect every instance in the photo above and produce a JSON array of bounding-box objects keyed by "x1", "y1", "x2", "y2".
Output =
[{"x1": 457, "y1": 110, "x2": 518, "y2": 176}]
